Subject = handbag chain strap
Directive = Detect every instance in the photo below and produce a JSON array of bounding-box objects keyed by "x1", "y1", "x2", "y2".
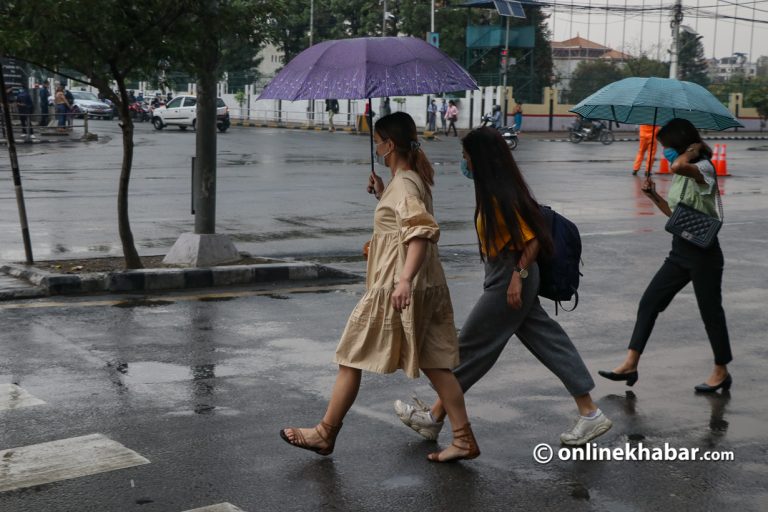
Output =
[{"x1": 677, "y1": 159, "x2": 723, "y2": 221}]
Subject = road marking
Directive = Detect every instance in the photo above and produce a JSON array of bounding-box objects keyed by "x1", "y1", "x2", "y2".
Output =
[
  {"x1": 0, "y1": 433, "x2": 150, "y2": 493},
  {"x1": 0, "y1": 284, "x2": 356, "y2": 311},
  {"x1": 0, "y1": 384, "x2": 46, "y2": 412},
  {"x1": 183, "y1": 504, "x2": 246, "y2": 512}
]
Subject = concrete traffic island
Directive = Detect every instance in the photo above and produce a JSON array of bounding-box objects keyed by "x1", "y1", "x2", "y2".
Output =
[
  {"x1": 0, "y1": 253, "x2": 359, "y2": 299},
  {"x1": 163, "y1": 233, "x2": 241, "y2": 267}
]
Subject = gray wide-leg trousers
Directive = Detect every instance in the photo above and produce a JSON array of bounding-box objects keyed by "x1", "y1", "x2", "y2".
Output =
[{"x1": 453, "y1": 258, "x2": 595, "y2": 397}]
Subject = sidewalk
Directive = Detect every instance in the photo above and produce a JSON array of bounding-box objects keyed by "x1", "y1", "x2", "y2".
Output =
[
  {"x1": 0, "y1": 274, "x2": 44, "y2": 301},
  {"x1": 0, "y1": 126, "x2": 94, "y2": 144}
]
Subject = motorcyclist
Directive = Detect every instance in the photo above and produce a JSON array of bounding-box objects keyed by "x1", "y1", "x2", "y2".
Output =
[{"x1": 491, "y1": 104, "x2": 502, "y2": 130}]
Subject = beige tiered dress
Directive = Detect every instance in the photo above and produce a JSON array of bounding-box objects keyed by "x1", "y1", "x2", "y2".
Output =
[{"x1": 334, "y1": 170, "x2": 459, "y2": 378}]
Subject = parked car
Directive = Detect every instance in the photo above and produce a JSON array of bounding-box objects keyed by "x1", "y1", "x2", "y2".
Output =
[
  {"x1": 70, "y1": 91, "x2": 114, "y2": 120},
  {"x1": 151, "y1": 95, "x2": 230, "y2": 132}
]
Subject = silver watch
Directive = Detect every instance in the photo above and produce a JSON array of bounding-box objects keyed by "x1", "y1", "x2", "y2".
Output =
[{"x1": 513, "y1": 266, "x2": 528, "y2": 279}]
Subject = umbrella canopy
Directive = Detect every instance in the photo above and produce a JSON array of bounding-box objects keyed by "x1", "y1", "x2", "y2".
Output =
[
  {"x1": 258, "y1": 36, "x2": 477, "y2": 101},
  {"x1": 570, "y1": 77, "x2": 743, "y2": 131}
]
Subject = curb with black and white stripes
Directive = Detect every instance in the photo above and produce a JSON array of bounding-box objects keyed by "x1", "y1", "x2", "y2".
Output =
[{"x1": 0, "y1": 260, "x2": 359, "y2": 300}]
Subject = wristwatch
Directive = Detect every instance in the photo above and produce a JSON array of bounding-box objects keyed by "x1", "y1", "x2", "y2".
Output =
[{"x1": 513, "y1": 265, "x2": 528, "y2": 279}]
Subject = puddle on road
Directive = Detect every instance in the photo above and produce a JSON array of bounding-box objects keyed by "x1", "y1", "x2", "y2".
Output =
[
  {"x1": 119, "y1": 362, "x2": 191, "y2": 384},
  {"x1": 112, "y1": 299, "x2": 175, "y2": 308},
  {"x1": 289, "y1": 289, "x2": 336, "y2": 295},
  {"x1": 197, "y1": 296, "x2": 236, "y2": 303}
]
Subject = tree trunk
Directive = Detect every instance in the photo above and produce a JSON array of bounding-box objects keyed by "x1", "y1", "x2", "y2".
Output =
[
  {"x1": 194, "y1": 12, "x2": 220, "y2": 235},
  {"x1": 115, "y1": 78, "x2": 143, "y2": 269}
]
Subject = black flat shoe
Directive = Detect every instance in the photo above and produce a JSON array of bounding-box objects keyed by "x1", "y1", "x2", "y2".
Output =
[
  {"x1": 694, "y1": 374, "x2": 732, "y2": 393},
  {"x1": 598, "y1": 370, "x2": 639, "y2": 386}
]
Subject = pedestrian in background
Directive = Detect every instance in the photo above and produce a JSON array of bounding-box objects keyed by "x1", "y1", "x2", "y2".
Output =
[
  {"x1": 395, "y1": 127, "x2": 612, "y2": 447},
  {"x1": 325, "y1": 98, "x2": 339, "y2": 132},
  {"x1": 382, "y1": 96, "x2": 392, "y2": 117},
  {"x1": 16, "y1": 85, "x2": 34, "y2": 136},
  {"x1": 439, "y1": 98, "x2": 447, "y2": 133},
  {"x1": 63, "y1": 86, "x2": 74, "y2": 127},
  {"x1": 38, "y1": 82, "x2": 50, "y2": 126},
  {"x1": 444, "y1": 100, "x2": 458, "y2": 136},
  {"x1": 513, "y1": 101, "x2": 523, "y2": 132},
  {"x1": 600, "y1": 118, "x2": 732, "y2": 393},
  {"x1": 632, "y1": 124, "x2": 660, "y2": 176},
  {"x1": 281, "y1": 112, "x2": 480, "y2": 463},
  {"x1": 54, "y1": 85, "x2": 70, "y2": 132},
  {"x1": 427, "y1": 99, "x2": 437, "y2": 132}
]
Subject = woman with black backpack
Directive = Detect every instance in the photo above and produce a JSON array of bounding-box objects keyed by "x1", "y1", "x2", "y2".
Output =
[{"x1": 394, "y1": 127, "x2": 612, "y2": 447}]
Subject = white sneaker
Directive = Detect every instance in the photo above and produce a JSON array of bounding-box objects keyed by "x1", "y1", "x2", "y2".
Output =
[
  {"x1": 393, "y1": 396, "x2": 444, "y2": 441},
  {"x1": 560, "y1": 409, "x2": 613, "y2": 446}
]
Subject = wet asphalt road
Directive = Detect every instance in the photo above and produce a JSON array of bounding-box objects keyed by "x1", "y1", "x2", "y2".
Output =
[{"x1": 1, "y1": 122, "x2": 767, "y2": 511}]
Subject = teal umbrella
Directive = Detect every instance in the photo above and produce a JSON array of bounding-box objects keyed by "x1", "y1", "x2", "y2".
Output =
[{"x1": 570, "y1": 77, "x2": 743, "y2": 131}]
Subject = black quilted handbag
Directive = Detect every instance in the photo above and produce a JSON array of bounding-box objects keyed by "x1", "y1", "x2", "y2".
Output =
[{"x1": 665, "y1": 165, "x2": 723, "y2": 249}]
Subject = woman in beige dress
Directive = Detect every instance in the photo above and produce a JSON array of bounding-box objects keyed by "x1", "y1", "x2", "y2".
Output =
[{"x1": 281, "y1": 112, "x2": 479, "y2": 462}]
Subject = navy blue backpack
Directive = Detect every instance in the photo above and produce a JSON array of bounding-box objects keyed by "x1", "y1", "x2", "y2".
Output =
[{"x1": 537, "y1": 205, "x2": 582, "y2": 313}]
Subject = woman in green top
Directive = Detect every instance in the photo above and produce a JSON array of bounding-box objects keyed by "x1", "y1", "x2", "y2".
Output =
[{"x1": 599, "y1": 118, "x2": 732, "y2": 393}]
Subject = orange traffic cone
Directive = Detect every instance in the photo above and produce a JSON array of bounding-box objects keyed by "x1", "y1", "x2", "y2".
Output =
[
  {"x1": 712, "y1": 144, "x2": 720, "y2": 171},
  {"x1": 716, "y1": 144, "x2": 730, "y2": 176},
  {"x1": 658, "y1": 156, "x2": 669, "y2": 174}
]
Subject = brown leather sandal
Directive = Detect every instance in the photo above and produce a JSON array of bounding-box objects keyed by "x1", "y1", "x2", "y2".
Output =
[
  {"x1": 427, "y1": 423, "x2": 480, "y2": 462},
  {"x1": 280, "y1": 421, "x2": 342, "y2": 456}
]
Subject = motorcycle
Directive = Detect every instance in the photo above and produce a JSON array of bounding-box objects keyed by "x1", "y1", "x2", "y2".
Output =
[
  {"x1": 569, "y1": 119, "x2": 614, "y2": 144},
  {"x1": 128, "y1": 101, "x2": 151, "y2": 122},
  {"x1": 480, "y1": 113, "x2": 519, "y2": 150}
]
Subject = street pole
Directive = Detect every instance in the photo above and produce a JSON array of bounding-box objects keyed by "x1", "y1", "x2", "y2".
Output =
[
  {"x1": 669, "y1": 0, "x2": 682, "y2": 79},
  {"x1": 431, "y1": 0, "x2": 435, "y2": 33},
  {"x1": 383, "y1": 0, "x2": 387, "y2": 36},
  {"x1": 309, "y1": 0, "x2": 314, "y2": 46},
  {"x1": 502, "y1": 16, "x2": 511, "y2": 123},
  {"x1": 502, "y1": 16, "x2": 510, "y2": 88},
  {"x1": 0, "y1": 63, "x2": 34, "y2": 263}
]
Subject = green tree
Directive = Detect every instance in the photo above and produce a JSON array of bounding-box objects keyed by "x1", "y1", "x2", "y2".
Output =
[
  {"x1": 746, "y1": 85, "x2": 768, "y2": 130},
  {"x1": 273, "y1": 0, "x2": 381, "y2": 64},
  {"x1": 621, "y1": 55, "x2": 669, "y2": 78},
  {"x1": 398, "y1": 0, "x2": 469, "y2": 63},
  {"x1": 678, "y1": 32, "x2": 710, "y2": 86},
  {"x1": 156, "y1": 0, "x2": 279, "y2": 238},
  {"x1": 746, "y1": 85, "x2": 768, "y2": 115},
  {"x1": 567, "y1": 60, "x2": 624, "y2": 103},
  {"x1": 1, "y1": 0, "x2": 278, "y2": 268},
  {"x1": 513, "y1": 5, "x2": 554, "y2": 102},
  {"x1": 0, "y1": 0, "x2": 191, "y2": 269}
]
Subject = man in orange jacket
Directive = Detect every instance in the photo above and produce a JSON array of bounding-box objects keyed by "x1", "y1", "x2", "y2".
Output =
[{"x1": 632, "y1": 124, "x2": 660, "y2": 175}]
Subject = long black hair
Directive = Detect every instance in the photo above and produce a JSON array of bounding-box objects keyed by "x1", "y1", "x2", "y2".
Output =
[
  {"x1": 462, "y1": 127, "x2": 553, "y2": 261},
  {"x1": 657, "y1": 118, "x2": 712, "y2": 161},
  {"x1": 375, "y1": 112, "x2": 434, "y2": 190}
]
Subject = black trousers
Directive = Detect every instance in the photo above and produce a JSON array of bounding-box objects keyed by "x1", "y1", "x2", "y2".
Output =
[
  {"x1": 446, "y1": 119, "x2": 457, "y2": 136},
  {"x1": 629, "y1": 236, "x2": 732, "y2": 365}
]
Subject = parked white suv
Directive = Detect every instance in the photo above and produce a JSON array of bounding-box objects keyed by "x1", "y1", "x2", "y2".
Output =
[{"x1": 152, "y1": 95, "x2": 230, "y2": 132}]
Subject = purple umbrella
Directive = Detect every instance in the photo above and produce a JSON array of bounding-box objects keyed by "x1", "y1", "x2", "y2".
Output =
[
  {"x1": 259, "y1": 36, "x2": 477, "y2": 100},
  {"x1": 258, "y1": 36, "x2": 478, "y2": 178}
]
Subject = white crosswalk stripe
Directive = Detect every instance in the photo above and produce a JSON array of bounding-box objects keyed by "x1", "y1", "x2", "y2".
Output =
[
  {"x1": 183, "y1": 503, "x2": 246, "y2": 512},
  {"x1": 0, "y1": 384, "x2": 46, "y2": 411},
  {"x1": 0, "y1": 433, "x2": 150, "y2": 493}
]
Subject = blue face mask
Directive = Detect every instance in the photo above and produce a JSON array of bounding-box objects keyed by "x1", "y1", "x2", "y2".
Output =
[
  {"x1": 460, "y1": 159, "x2": 473, "y2": 179},
  {"x1": 663, "y1": 148, "x2": 679, "y2": 164}
]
